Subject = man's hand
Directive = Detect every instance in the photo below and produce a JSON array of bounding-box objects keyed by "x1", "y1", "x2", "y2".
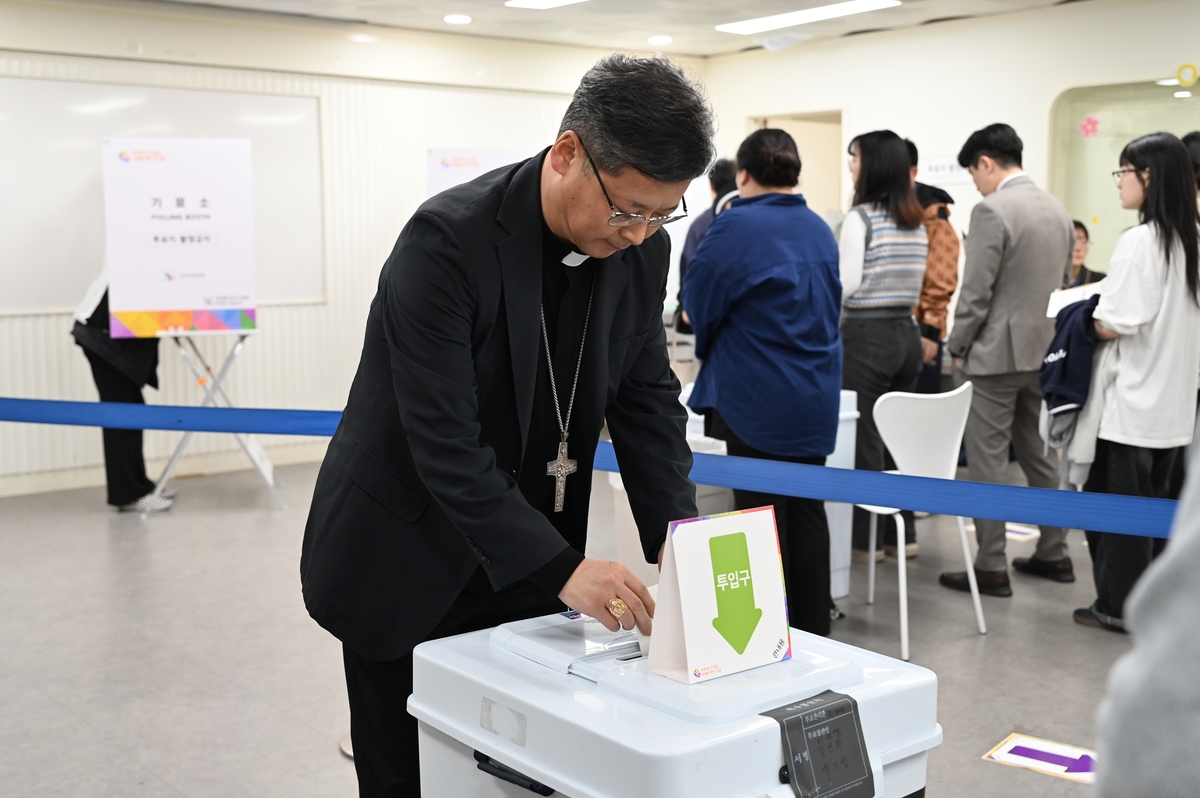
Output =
[
  {"x1": 920, "y1": 337, "x2": 939, "y2": 365},
  {"x1": 953, "y1": 356, "x2": 963, "y2": 369},
  {"x1": 559, "y1": 558, "x2": 655, "y2": 635}
]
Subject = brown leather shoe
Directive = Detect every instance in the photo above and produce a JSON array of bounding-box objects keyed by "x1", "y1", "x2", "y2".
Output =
[
  {"x1": 939, "y1": 569, "x2": 1012, "y2": 597},
  {"x1": 1013, "y1": 555, "x2": 1076, "y2": 583}
]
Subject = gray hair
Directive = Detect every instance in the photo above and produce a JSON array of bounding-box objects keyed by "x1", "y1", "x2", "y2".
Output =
[{"x1": 559, "y1": 54, "x2": 716, "y2": 184}]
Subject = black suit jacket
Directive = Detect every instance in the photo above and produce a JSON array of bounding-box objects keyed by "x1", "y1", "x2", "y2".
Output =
[{"x1": 300, "y1": 151, "x2": 697, "y2": 660}]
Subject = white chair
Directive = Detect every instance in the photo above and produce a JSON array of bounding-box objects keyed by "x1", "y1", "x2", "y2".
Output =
[{"x1": 857, "y1": 381, "x2": 985, "y2": 661}]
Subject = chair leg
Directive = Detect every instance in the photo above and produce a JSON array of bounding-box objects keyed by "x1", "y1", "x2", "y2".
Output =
[
  {"x1": 957, "y1": 516, "x2": 987, "y2": 635},
  {"x1": 895, "y1": 513, "x2": 909, "y2": 662},
  {"x1": 867, "y1": 512, "x2": 877, "y2": 605}
]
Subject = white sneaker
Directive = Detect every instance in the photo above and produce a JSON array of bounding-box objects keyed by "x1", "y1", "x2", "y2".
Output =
[
  {"x1": 852, "y1": 548, "x2": 885, "y2": 564},
  {"x1": 161, "y1": 487, "x2": 178, "y2": 500},
  {"x1": 885, "y1": 542, "x2": 919, "y2": 559},
  {"x1": 119, "y1": 493, "x2": 173, "y2": 513}
]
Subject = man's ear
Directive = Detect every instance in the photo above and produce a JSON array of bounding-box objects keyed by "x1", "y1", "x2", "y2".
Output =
[
  {"x1": 976, "y1": 155, "x2": 995, "y2": 176},
  {"x1": 548, "y1": 131, "x2": 580, "y2": 179}
]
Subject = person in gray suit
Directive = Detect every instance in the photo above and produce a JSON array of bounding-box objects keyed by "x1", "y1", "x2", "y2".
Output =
[{"x1": 940, "y1": 124, "x2": 1074, "y2": 597}]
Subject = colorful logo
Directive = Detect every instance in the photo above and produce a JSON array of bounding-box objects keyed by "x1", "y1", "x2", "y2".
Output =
[
  {"x1": 440, "y1": 156, "x2": 481, "y2": 169},
  {"x1": 694, "y1": 669, "x2": 702, "y2": 678},
  {"x1": 163, "y1": 272, "x2": 177, "y2": 281},
  {"x1": 118, "y1": 151, "x2": 131, "y2": 162}
]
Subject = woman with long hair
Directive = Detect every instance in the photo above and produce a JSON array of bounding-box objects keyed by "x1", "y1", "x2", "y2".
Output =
[
  {"x1": 1077, "y1": 131, "x2": 1200, "y2": 632},
  {"x1": 684, "y1": 128, "x2": 843, "y2": 635},
  {"x1": 840, "y1": 130, "x2": 928, "y2": 562}
]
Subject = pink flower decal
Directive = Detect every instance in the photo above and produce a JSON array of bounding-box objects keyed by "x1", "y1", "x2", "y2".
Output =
[{"x1": 1079, "y1": 116, "x2": 1099, "y2": 139}]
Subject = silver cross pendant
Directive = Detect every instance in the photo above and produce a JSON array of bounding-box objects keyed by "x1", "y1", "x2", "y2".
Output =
[{"x1": 546, "y1": 439, "x2": 578, "y2": 512}]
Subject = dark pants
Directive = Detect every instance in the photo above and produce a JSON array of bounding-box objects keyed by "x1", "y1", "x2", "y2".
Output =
[
  {"x1": 841, "y1": 315, "x2": 923, "y2": 549},
  {"x1": 915, "y1": 339, "x2": 943, "y2": 395},
  {"x1": 1084, "y1": 438, "x2": 1182, "y2": 620},
  {"x1": 343, "y1": 567, "x2": 565, "y2": 797},
  {"x1": 84, "y1": 349, "x2": 155, "y2": 506},
  {"x1": 712, "y1": 413, "x2": 831, "y2": 636}
]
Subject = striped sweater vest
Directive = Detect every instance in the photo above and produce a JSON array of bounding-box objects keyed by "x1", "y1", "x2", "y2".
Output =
[{"x1": 844, "y1": 203, "x2": 929, "y2": 309}]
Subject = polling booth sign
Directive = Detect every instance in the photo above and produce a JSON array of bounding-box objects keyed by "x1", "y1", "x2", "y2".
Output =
[
  {"x1": 649, "y1": 506, "x2": 791, "y2": 684},
  {"x1": 102, "y1": 138, "x2": 256, "y2": 338}
]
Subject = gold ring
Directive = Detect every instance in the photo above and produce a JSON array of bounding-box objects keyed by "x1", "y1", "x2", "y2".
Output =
[{"x1": 608, "y1": 598, "x2": 628, "y2": 619}]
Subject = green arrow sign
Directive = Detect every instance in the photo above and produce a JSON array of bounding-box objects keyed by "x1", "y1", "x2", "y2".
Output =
[{"x1": 710, "y1": 532, "x2": 763, "y2": 655}]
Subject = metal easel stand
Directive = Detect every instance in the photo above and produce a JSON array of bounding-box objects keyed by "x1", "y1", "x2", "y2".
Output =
[{"x1": 150, "y1": 333, "x2": 286, "y2": 512}]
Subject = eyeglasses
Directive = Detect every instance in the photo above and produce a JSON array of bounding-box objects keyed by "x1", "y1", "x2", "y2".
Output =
[
  {"x1": 1112, "y1": 168, "x2": 1141, "y2": 184},
  {"x1": 578, "y1": 138, "x2": 688, "y2": 228}
]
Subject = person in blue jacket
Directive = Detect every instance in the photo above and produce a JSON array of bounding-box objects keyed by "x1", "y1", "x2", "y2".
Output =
[{"x1": 684, "y1": 128, "x2": 843, "y2": 635}]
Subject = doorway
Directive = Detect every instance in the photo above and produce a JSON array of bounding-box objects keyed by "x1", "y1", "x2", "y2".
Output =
[
  {"x1": 755, "y1": 111, "x2": 844, "y2": 229},
  {"x1": 1050, "y1": 80, "x2": 1200, "y2": 272}
]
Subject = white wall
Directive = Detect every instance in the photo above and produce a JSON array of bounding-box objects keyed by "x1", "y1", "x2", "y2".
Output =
[
  {"x1": 0, "y1": 0, "x2": 632, "y2": 495},
  {"x1": 6, "y1": 0, "x2": 1198, "y2": 495},
  {"x1": 703, "y1": 0, "x2": 1200, "y2": 227}
]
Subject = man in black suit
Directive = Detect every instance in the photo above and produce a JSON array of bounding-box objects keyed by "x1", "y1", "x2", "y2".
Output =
[{"x1": 300, "y1": 54, "x2": 714, "y2": 796}]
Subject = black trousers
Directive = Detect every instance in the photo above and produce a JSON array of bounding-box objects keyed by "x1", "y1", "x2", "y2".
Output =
[
  {"x1": 841, "y1": 315, "x2": 923, "y2": 549},
  {"x1": 343, "y1": 567, "x2": 565, "y2": 797},
  {"x1": 1084, "y1": 438, "x2": 1182, "y2": 620},
  {"x1": 84, "y1": 349, "x2": 155, "y2": 506},
  {"x1": 712, "y1": 413, "x2": 831, "y2": 636},
  {"x1": 915, "y1": 339, "x2": 943, "y2": 395}
]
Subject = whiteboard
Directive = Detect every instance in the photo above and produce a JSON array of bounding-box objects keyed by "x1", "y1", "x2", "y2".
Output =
[{"x1": 0, "y1": 76, "x2": 323, "y2": 314}]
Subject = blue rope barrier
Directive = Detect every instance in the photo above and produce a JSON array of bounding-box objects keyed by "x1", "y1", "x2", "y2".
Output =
[
  {"x1": 0, "y1": 398, "x2": 341, "y2": 437},
  {"x1": 1, "y1": 398, "x2": 1176, "y2": 538},
  {"x1": 596, "y1": 443, "x2": 1174, "y2": 539}
]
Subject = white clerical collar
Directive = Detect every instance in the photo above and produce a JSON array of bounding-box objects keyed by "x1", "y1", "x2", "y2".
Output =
[{"x1": 562, "y1": 251, "x2": 588, "y2": 267}]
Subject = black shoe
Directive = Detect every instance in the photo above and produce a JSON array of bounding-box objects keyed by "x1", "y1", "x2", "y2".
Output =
[
  {"x1": 1073, "y1": 605, "x2": 1126, "y2": 633},
  {"x1": 939, "y1": 569, "x2": 1012, "y2": 597},
  {"x1": 1013, "y1": 555, "x2": 1075, "y2": 583}
]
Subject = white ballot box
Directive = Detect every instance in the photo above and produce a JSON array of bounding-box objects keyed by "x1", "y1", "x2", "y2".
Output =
[{"x1": 409, "y1": 612, "x2": 940, "y2": 798}]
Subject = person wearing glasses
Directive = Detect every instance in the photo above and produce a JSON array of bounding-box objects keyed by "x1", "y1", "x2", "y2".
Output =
[
  {"x1": 1075, "y1": 133, "x2": 1200, "y2": 633},
  {"x1": 300, "y1": 55, "x2": 712, "y2": 796},
  {"x1": 683, "y1": 128, "x2": 843, "y2": 636}
]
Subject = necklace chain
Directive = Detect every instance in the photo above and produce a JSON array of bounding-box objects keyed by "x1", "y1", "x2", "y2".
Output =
[{"x1": 540, "y1": 270, "x2": 597, "y2": 443}]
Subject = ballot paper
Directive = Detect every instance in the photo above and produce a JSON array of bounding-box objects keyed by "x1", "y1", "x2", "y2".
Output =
[
  {"x1": 1046, "y1": 281, "x2": 1104, "y2": 318},
  {"x1": 649, "y1": 506, "x2": 791, "y2": 684}
]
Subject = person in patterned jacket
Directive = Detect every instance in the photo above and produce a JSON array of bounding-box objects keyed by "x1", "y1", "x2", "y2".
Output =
[{"x1": 906, "y1": 139, "x2": 961, "y2": 395}]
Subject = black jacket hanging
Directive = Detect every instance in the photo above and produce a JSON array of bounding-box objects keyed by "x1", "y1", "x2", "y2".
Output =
[{"x1": 1040, "y1": 294, "x2": 1100, "y2": 416}]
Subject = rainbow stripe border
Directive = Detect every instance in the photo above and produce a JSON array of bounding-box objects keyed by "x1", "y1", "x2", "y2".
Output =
[{"x1": 110, "y1": 308, "x2": 257, "y2": 338}]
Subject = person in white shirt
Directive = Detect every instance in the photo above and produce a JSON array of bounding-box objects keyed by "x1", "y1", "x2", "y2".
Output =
[{"x1": 1076, "y1": 131, "x2": 1200, "y2": 632}]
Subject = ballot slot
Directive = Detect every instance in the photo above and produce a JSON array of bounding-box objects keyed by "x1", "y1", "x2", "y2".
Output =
[
  {"x1": 490, "y1": 612, "x2": 640, "y2": 674},
  {"x1": 491, "y1": 615, "x2": 865, "y2": 725}
]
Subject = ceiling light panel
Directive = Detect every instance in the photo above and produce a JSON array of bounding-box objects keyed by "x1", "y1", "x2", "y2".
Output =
[
  {"x1": 717, "y1": 0, "x2": 902, "y2": 35},
  {"x1": 504, "y1": 0, "x2": 590, "y2": 9}
]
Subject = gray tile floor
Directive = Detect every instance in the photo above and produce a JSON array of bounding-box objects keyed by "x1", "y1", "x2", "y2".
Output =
[{"x1": 0, "y1": 460, "x2": 1126, "y2": 797}]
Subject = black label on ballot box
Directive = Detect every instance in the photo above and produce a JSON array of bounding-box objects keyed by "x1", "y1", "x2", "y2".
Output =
[{"x1": 762, "y1": 690, "x2": 874, "y2": 798}]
